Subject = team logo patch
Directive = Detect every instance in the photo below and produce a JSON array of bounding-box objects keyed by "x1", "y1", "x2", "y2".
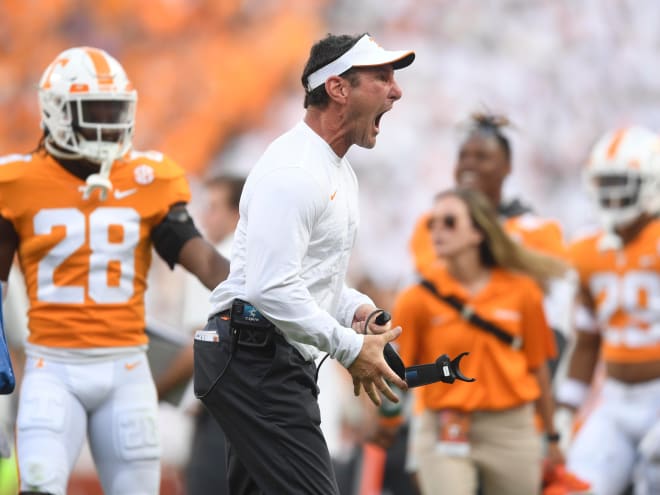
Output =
[{"x1": 134, "y1": 164, "x2": 154, "y2": 185}]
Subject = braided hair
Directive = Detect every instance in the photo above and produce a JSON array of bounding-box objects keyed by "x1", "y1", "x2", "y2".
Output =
[{"x1": 466, "y1": 112, "x2": 513, "y2": 162}]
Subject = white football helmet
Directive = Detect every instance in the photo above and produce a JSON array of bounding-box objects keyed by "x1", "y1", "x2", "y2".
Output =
[
  {"x1": 38, "y1": 47, "x2": 137, "y2": 200},
  {"x1": 585, "y1": 126, "x2": 660, "y2": 239}
]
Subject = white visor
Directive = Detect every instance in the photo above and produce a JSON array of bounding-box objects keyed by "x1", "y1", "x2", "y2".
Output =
[{"x1": 306, "y1": 35, "x2": 415, "y2": 92}]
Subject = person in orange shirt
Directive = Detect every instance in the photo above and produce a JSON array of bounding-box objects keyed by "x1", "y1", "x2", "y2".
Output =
[
  {"x1": 409, "y1": 114, "x2": 571, "y2": 375},
  {"x1": 0, "y1": 47, "x2": 229, "y2": 495},
  {"x1": 556, "y1": 126, "x2": 660, "y2": 495},
  {"x1": 410, "y1": 114, "x2": 565, "y2": 272},
  {"x1": 394, "y1": 188, "x2": 566, "y2": 495}
]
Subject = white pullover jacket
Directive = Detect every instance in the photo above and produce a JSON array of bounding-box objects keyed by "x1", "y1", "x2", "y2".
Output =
[{"x1": 209, "y1": 122, "x2": 371, "y2": 368}]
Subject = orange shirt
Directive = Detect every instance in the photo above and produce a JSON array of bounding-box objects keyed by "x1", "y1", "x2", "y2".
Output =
[
  {"x1": 0, "y1": 150, "x2": 190, "y2": 349},
  {"x1": 392, "y1": 266, "x2": 555, "y2": 412},
  {"x1": 569, "y1": 220, "x2": 660, "y2": 364},
  {"x1": 503, "y1": 213, "x2": 565, "y2": 258},
  {"x1": 410, "y1": 210, "x2": 566, "y2": 279}
]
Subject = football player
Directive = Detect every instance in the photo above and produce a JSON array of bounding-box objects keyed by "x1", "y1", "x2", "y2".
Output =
[
  {"x1": 557, "y1": 126, "x2": 660, "y2": 495},
  {"x1": 0, "y1": 47, "x2": 229, "y2": 495}
]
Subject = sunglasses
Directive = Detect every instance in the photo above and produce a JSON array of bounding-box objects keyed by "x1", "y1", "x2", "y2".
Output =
[{"x1": 427, "y1": 214, "x2": 456, "y2": 230}]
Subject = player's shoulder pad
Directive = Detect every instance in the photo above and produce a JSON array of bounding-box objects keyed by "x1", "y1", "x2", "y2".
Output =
[
  {"x1": 568, "y1": 224, "x2": 601, "y2": 246},
  {"x1": 567, "y1": 225, "x2": 601, "y2": 257},
  {"x1": 0, "y1": 153, "x2": 34, "y2": 183},
  {"x1": 125, "y1": 149, "x2": 186, "y2": 181}
]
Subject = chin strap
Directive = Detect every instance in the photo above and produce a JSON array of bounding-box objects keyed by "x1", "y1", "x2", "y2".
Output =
[
  {"x1": 373, "y1": 310, "x2": 475, "y2": 387},
  {"x1": 83, "y1": 158, "x2": 114, "y2": 201}
]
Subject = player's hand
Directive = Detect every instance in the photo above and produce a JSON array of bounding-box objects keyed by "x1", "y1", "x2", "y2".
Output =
[{"x1": 348, "y1": 327, "x2": 407, "y2": 406}]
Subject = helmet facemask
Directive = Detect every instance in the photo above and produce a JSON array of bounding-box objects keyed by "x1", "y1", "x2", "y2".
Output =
[
  {"x1": 41, "y1": 93, "x2": 136, "y2": 164},
  {"x1": 586, "y1": 171, "x2": 645, "y2": 229},
  {"x1": 72, "y1": 97, "x2": 135, "y2": 163}
]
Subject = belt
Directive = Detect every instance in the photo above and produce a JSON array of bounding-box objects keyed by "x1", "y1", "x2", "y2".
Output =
[{"x1": 234, "y1": 326, "x2": 273, "y2": 348}]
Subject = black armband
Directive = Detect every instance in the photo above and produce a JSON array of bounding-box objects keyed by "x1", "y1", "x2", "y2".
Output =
[
  {"x1": 546, "y1": 432, "x2": 561, "y2": 443},
  {"x1": 151, "y1": 207, "x2": 201, "y2": 269}
]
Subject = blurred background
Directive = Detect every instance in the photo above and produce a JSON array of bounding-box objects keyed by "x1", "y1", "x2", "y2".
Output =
[{"x1": 2, "y1": 0, "x2": 660, "y2": 492}]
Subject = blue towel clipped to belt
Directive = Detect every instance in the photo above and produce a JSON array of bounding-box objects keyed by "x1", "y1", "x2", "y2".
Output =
[{"x1": 0, "y1": 284, "x2": 15, "y2": 395}]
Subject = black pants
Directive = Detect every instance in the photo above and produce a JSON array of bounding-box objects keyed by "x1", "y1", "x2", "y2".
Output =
[
  {"x1": 193, "y1": 315, "x2": 339, "y2": 495},
  {"x1": 186, "y1": 408, "x2": 228, "y2": 495}
]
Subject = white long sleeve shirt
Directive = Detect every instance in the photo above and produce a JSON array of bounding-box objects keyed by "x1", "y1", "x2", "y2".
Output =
[{"x1": 208, "y1": 121, "x2": 372, "y2": 368}]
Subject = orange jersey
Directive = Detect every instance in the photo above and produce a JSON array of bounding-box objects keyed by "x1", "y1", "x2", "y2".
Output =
[
  {"x1": 410, "y1": 210, "x2": 565, "y2": 278},
  {"x1": 569, "y1": 220, "x2": 660, "y2": 364},
  {"x1": 392, "y1": 266, "x2": 554, "y2": 412},
  {"x1": 0, "y1": 151, "x2": 190, "y2": 349}
]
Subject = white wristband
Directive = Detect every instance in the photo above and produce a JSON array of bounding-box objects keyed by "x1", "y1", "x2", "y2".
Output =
[{"x1": 556, "y1": 378, "x2": 589, "y2": 409}]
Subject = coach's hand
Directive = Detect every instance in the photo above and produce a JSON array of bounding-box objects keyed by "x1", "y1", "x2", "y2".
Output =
[
  {"x1": 348, "y1": 327, "x2": 408, "y2": 406},
  {"x1": 352, "y1": 304, "x2": 391, "y2": 335}
]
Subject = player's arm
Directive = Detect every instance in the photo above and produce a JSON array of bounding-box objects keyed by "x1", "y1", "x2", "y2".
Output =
[
  {"x1": 178, "y1": 237, "x2": 230, "y2": 290},
  {"x1": 556, "y1": 285, "x2": 601, "y2": 412},
  {"x1": 151, "y1": 203, "x2": 230, "y2": 291},
  {"x1": 0, "y1": 215, "x2": 18, "y2": 287}
]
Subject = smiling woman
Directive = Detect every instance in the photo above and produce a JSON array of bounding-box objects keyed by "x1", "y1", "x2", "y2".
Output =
[
  {"x1": 410, "y1": 114, "x2": 523, "y2": 275},
  {"x1": 454, "y1": 114, "x2": 512, "y2": 206}
]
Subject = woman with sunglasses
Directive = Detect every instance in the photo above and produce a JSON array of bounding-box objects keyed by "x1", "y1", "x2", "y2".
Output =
[
  {"x1": 410, "y1": 113, "x2": 566, "y2": 278},
  {"x1": 392, "y1": 188, "x2": 567, "y2": 495}
]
